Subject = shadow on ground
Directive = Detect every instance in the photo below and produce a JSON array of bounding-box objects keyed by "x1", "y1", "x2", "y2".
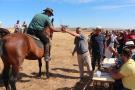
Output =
[
  {"x1": 49, "y1": 72, "x2": 79, "y2": 79},
  {"x1": 52, "y1": 67, "x2": 88, "y2": 74},
  {"x1": 52, "y1": 68, "x2": 79, "y2": 73},
  {"x1": 56, "y1": 87, "x2": 73, "y2": 90},
  {"x1": 73, "y1": 76, "x2": 92, "y2": 90},
  {"x1": 17, "y1": 72, "x2": 36, "y2": 83},
  {"x1": 56, "y1": 76, "x2": 92, "y2": 90}
]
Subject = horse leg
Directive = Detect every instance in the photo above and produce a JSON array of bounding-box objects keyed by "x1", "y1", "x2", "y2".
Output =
[
  {"x1": 10, "y1": 81, "x2": 16, "y2": 90},
  {"x1": 8, "y1": 58, "x2": 21, "y2": 90},
  {"x1": 45, "y1": 61, "x2": 50, "y2": 78},
  {"x1": 2, "y1": 65, "x2": 11, "y2": 90},
  {"x1": 38, "y1": 59, "x2": 42, "y2": 77},
  {"x1": 45, "y1": 43, "x2": 51, "y2": 78},
  {"x1": 5, "y1": 82, "x2": 10, "y2": 90},
  {"x1": 9, "y1": 65, "x2": 19, "y2": 90}
]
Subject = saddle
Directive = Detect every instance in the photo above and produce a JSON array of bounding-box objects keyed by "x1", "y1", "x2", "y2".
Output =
[{"x1": 27, "y1": 34, "x2": 44, "y2": 48}]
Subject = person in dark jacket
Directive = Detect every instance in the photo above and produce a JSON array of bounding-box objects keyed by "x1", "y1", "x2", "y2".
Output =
[{"x1": 90, "y1": 26, "x2": 105, "y2": 71}]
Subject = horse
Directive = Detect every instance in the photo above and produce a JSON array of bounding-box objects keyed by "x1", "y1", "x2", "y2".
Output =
[{"x1": 0, "y1": 28, "x2": 51, "y2": 90}]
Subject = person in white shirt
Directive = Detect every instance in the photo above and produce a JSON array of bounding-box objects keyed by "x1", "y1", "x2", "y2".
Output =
[
  {"x1": 111, "y1": 31, "x2": 119, "y2": 44},
  {"x1": 105, "y1": 33, "x2": 118, "y2": 58},
  {"x1": 14, "y1": 20, "x2": 21, "y2": 33},
  {"x1": 21, "y1": 21, "x2": 27, "y2": 33}
]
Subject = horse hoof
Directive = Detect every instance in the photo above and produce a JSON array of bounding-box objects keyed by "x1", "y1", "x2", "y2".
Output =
[
  {"x1": 37, "y1": 76, "x2": 42, "y2": 79},
  {"x1": 46, "y1": 75, "x2": 50, "y2": 79},
  {"x1": 37, "y1": 74, "x2": 42, "y2": 78},
  {"x1": 19, "y1": 66, "x2": 23, "y2": 71},
  {"x1": 47, "y1": 76, "x2": 50, "y2": 79},
  {"x1": 46, "y1": 73, "x2": 50, "y2": 78}
]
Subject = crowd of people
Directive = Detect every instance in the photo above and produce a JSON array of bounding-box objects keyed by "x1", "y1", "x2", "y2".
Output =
[
  {"x1": 88, "y1": 28, "x2": 135, "y2": 90},
  {"x1": 62, "y1": 25, "x2": 135, "y2": 90}
]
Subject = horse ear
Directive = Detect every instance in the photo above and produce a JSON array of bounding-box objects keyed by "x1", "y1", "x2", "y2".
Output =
[{"x1": 51, "y1": 18, "x2": 54, "y2": 22}]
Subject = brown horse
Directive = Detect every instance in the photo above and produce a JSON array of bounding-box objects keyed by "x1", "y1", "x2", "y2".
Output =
[{"x1": 0, "y1": 28, "x2": 50, "y2": 90}]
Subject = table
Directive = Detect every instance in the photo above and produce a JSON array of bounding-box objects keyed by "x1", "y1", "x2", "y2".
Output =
[
  {"x1": 92, "y1": 72, "x2": 115, "y2": 90},
  {"x1": 101, "y1": 58, "x2": 116, "y2": 68},
  {"x1": 92, "y1": 58, "x2": 116, "y2": 90}
]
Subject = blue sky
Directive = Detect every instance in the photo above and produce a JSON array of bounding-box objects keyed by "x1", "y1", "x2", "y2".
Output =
[{"x1": 0, "y1": 0, "x2": 135, "y2": 28}]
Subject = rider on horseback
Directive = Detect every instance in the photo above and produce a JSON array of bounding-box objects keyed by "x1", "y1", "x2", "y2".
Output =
[{"x1": 27, "y1": 7, "x2": 60, "y2": 61}]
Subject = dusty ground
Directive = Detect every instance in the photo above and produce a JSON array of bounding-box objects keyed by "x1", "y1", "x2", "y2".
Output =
[{"x1": 0, "y1": 30, "x2": 92, "y2": 90}]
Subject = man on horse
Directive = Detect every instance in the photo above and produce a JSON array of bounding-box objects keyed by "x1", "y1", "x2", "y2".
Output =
[{"x1": 27, "y1": 7, "x2": 60, "y2": 61}]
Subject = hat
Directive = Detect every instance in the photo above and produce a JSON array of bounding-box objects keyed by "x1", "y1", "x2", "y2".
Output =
[
  {"x1": 43, "y1": 8, "x2": 54, "y2": 16},
  {"x1": 124, "y1": 41, "x2": 135, "y2": 48},
  {"x1": 96, "y1": 26, "x2": 102, "y2": 29},
  {"x1": 94, "y1": 26, "x2": 102, "y2": 31}
]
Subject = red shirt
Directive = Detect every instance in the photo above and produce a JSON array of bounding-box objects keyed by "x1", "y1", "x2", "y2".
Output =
[{"x1": 128, "y1": 34, "x2": 135, "y2": 40}]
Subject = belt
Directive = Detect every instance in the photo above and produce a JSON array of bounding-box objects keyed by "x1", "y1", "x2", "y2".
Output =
[{"x1": 77, "y1": 51, "x2": 88, "y2": 55}]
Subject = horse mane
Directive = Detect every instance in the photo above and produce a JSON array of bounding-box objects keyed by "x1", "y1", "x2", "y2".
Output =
[{"x1": 0, "y1": 28, "x2": 10, "y2": 38}]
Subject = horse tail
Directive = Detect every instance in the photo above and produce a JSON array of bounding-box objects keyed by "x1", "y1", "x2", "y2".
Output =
[
  {"x1": 0, "y1": 28, "x2": 10, "y2": 38},
  {"x1": 0, "y1": 39, "x2": 16, "y2": 90},
  {"x1": 0, "y1": 39, "x2": 3, "y2": 56},
  {"x1": 0, "y1": 39, "x2": 11, "y2": 89}
]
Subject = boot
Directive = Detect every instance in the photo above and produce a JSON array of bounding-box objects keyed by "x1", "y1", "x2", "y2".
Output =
[{"x1": 44, "y1": 43, "x2": 51, "y2": 61}]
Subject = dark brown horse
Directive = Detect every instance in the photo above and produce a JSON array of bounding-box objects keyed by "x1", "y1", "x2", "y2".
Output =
[{"x1": 0, "y1": 28, "x2": 50, "y2": 90}]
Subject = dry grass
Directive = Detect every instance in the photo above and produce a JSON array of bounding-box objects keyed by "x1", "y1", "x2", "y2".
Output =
[{"x1": 0, "y1": 30, "x2": 92, "y2": 90}]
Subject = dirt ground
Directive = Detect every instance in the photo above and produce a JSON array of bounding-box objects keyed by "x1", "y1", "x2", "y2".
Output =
[{"x1": 0, "y1": 30, "x2": 92, "y2": 90}]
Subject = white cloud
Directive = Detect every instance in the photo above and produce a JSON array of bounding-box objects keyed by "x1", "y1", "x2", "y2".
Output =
[
  {"x1": 0, "y1": 0, "x2": 24, "y2": 2},
  {"x1": 0, "y1": 0, "x2": 94, "y2": 4},
  {"x1": 78, "y1": 0, "x2": 93, "y2": 3},
  {"x1": 48, "y1": 0, "x2": 94, "y2": 4},
  {"x1": 125, "y1": 0, "x2": 135, "y2": 3},
  {"x1": 93, "y1": 4, "x2": 135, "y2": 10}
]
